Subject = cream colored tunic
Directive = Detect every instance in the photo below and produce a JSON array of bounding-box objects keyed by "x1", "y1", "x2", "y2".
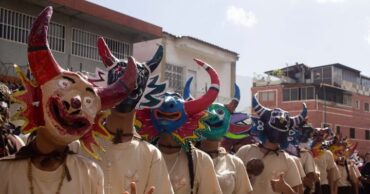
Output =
[
  {"x1": 85, "y1": 137, "x2": 174, "y2": 194},
  {"x1": 163, "y1": 148, "x2": 222, "y2": 194},
  {"x1": 236, "y1": 144, "x2": 302, "y2": 194},
  {"x1": 337, "y1": 161, "x2": 361, "y2": 187},
  {"x1": 213, "y1": 147, "x2": 253, "y2": 194},
  {"x1": 299, "y1": 150, "x2": 317, "y2": 175},
  {"x1": 314, "y1": 150, "x2": 341, "y2": 185},
  {"x1": 0, "y1": 154, "x2": 104, "y2": 194},
  {"x1": 293, "y1": 155, "x2": 306, "y2": 179}
]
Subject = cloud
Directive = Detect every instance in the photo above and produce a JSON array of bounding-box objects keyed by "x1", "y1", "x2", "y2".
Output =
[
  {"x1": 226, "y1": 6, "x2": 257, "y2": 28},
  {"x1": 316, "y1": 0, "x2": 346, "y2": 4}
]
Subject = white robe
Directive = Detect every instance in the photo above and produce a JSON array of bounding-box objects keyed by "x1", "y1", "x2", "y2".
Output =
[
  {"x1": 0, "y1": 154, "x2": 104, "y2": 194},
  {"x1": 236, "y1": 144, "x2": 302, "y2": 194},
  {"x1": 213, "y1": 147, "x2": 253, "y2": 194},
  {"x1": 314, "y1": 149, "x2": 341, "y2": 185},
  {"x1": 83, "y1": 137, "x2": 174, "y2": 194},
  {"x1": 163, "y1": 148, "x2": 222, "y2": 194}
]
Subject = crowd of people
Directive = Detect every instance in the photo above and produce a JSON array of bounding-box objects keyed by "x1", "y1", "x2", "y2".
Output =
[{"x1": 1, "y1": 6, "x2": 370, "y2": 194}]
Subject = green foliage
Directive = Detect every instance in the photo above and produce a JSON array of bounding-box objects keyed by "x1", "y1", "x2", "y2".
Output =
[{"x1": 271, "y1": 69, "x2": 285, "y2": 78}]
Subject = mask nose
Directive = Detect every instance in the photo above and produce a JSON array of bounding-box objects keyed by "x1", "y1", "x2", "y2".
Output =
[{"x1": 71, "y1": 96, "x2": 81, "y2": 109}]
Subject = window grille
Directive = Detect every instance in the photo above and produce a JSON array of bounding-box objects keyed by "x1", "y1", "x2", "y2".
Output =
[
  {"x1": 71, "y1": 28, "x2": 130, "y2": 61},
  {"x1": 0, "y1": 7, "x2": 65, "y2": 52},
  {"x1": 164, "y1": 63, "x2": 184, "y2": 93}
]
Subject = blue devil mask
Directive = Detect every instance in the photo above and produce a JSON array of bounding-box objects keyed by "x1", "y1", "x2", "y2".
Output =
[
  {"x1": 136, "y1": 59, "x2": 220, "y2": 150},
  {"x1": 251, "y1": 94, "x2": 307, "y2": 148},
  {"x1": 151, "y1": 92, "x2": 187, "y2": 133}
]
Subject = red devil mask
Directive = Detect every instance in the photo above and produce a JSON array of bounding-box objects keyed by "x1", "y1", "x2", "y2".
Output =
[{"x1": 12, "y1": 7, "x2": 137, "y2": 159}]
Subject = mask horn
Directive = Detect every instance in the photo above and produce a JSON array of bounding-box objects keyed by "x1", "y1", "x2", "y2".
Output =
[
  {"x1": 97, "y1": 56, "x2": 137, "y2": 109},
  {"x1": 145, "y1": 45, "x2": 163, "y2": 73},
  {"x1": 183, "y1": 77, "x2": 194, "y2": 101},
  {"x1": 97, "y1": 37, "x2": 119, "y2": 67},
  {"x1": 184, "y1": 59, "x2": 219, "y2": 115},
  {"x1": 225, "y1": 83, "x2": 240, "y2": 112},
  {"x1": 252, "y1": 93, "x2": 271, "y2": 119},
  {"x1": 289, "y1": 103, "x2": 308, "y2": 127},
  {"x1": 28, "y1": 6, "x2": 63, "y2": 85}
]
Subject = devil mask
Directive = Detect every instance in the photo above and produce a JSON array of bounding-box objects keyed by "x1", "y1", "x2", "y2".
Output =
[
  {"x1": 89, "y1": 38, "x2": 166, "y2": 112},
  {"x1": 250, "y1": 94, "x2": 307, "y2": 148},
  {"x1": 183, "y1": 78, "x2": 242, "y2": 140},
  {"x1": 0, "y1": 82, "x2": 11, "y2": 127},
  {"x1": 12, "y1": 7, "x2": 136, "y2": 159},
  {"x1": 329, "y1": 133, "x2": 357, "y2": 161},
  {"x1": 135, "y1": 59, "x2": 220, "y2": 150}
]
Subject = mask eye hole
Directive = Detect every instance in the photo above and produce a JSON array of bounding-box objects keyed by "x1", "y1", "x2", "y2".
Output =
[
  {"x1": 83, "y1": 97, "x2": 94, "y2": 107},
  {"x1": 216, "y1": 109, "x2": 224, "y2": 115},
  {"x1": 58, "y1": 79, "x2": 72, "y2": 89}
]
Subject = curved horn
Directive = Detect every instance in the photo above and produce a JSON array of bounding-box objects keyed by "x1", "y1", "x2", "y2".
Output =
[
  {"x1": 289, "y1": 103, "x2": 307, "y2": 127},
  {"x1": 97, "y1": 37, "x2": 119, "y2": 67},
  {"x1": 145, "y1": 45, "x2": 163, "y2": 73},
  {"x1": 98, "y1": 56, "x2": 137, "y2": 109},
  {"x1": 28, "y1": 6, "x2": 63, "y2": 85},
  {"x1": 225, "y1": 83, "x2": 240, "y2": 112},
  {"x1": 183, "y1": 77, "x2": 194, "y2": 101},
  {"x1": 252, "y1": 93, "x2": 271, "y2": 119},
  {"x1": 184, "y1": 59, "x2": 220, "y2": 115}
]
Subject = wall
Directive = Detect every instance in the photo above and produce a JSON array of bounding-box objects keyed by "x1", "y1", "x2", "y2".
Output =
[
  {"x1": 0, "y1": 0, "x2": 134, "y2": 76},
  {"x1": 134, "y1": 35, "x2": 237, "y2": 103}
]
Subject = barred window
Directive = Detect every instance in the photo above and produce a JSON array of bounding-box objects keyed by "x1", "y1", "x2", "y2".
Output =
[
  {"x1": 0, "y1": 7, "x2": 65, "y2": 52},
  {"x1": 164, "y1": 63, "x2": 184, "y2": 93},
  {"x1": 72, "y1": 28, "x2": 130, "y2": 61}
]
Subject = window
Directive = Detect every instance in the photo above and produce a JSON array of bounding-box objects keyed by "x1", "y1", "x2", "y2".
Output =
[
  {"x1": 301, "y1": 87, "x2": 314, "y2": 100},
  {"x1": 260, "y1": 91, "x2": 275, "y2": 102},
  {"x1": 366, "y1": 130, "x2": 370, "y2": 140},
  {"x1": 312, "y1": 67, "x2": 332, "y2": 85},
  {"x1": 164, "y1": 63, "x2": 184, "y2": 93},
  {"x1": 343, "y1": 94, "x2": 352, "y2": 106},
  {"x1": 336, "y1": 126, "x2": 341, "y2": 134},
  {"x1": 306, "y1": 87, "x2": 314, "y2": 99},
  {"x1": 355, "y1": 100, "x2": 360, "y2": 109},
  {"x1": 283, "y1": 87, "x2": 314, "y2": 101},
  {"x1": 291, "y1": 88, "x2": 298, "y2": 101},
  {"x1": 72, "y1": 28, "x2": 130, "y2": 60},
  {"x1": 0, "y1": 7, "x2": 65, "y2": 52},
  {"x1": 350, "y1": 128, "x2": 355, "y2": 138},
  {"x1": 283, "y1": 88, "x2": 290, "y2": 101},
  {"x1": 365, "y1": 103, "x2": 369, "y2": 112}
]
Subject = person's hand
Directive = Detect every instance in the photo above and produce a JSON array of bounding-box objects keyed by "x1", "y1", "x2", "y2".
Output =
[
  {"x1": 246, "y1": 158, "x2": 264, "y2": 176},
  {"x1": 123, "y1": 182, "x2": 155, "y2": 194},
  {"x1": 271, "y1": 173, "x2": 289, "y2": 193},
  {"x1": 302, "y1": 172, "x2": 316, "y2": 189}
]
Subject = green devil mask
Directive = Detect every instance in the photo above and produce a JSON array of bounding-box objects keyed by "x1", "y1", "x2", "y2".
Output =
[
  {"x1": 183, "y1": 78, "x2": 240, "y2": 140},
  {"x1": 202, "y1": 103, "x2": 232, "y2": 140}
]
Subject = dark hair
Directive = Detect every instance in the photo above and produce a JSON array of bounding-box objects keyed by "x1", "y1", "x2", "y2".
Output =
[{"x1": 185, "y1": 142, "x2": 195, "y2": 194}]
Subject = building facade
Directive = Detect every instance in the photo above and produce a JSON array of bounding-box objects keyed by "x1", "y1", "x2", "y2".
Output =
[
  {"x1": 134, "y1": 32, "x2": 239, "y2": 103},
  {"x1": 252, "y1": 63, "x2": 370, "y2": 155},
  {"x1": 0, "y1": 0, "x2": 161, "y2": 84}
]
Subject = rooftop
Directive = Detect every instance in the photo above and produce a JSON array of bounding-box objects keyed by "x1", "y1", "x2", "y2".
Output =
[
  {"x1": 163, "y1": 31, "x2": 239, "y2": 57},
  {"x1": 26, "y1": 0, "x2": 162, "y2": 42}
]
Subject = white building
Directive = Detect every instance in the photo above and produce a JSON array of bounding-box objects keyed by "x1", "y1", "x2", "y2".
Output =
[{"x1": 134, "y1": 32, "x2": 239, "y2": 103}]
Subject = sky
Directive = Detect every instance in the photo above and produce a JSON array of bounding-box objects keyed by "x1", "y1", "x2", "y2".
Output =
[{"x1": 88, "y1": 0, "x2": 370, "y2": 79}]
